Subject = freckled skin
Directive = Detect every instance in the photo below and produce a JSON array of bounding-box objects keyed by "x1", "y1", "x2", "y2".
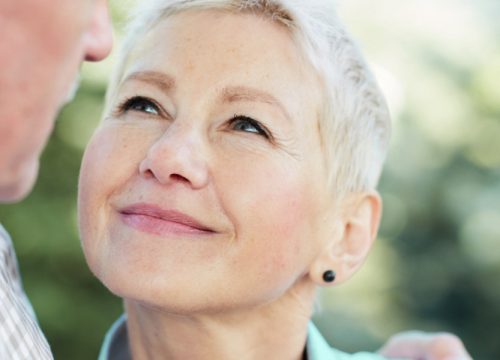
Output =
[{"x1": 79, "y1": 10, "x2": 334, "y2": 314}]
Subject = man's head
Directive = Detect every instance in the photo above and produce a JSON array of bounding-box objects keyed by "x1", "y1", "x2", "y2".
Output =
[{"x1": 0, "y1": 0, "x2": 112, "y2": 202}]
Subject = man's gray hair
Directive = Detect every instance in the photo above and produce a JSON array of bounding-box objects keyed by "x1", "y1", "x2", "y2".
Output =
[{"x1": 105, "y1": 0, "x2": 391, "y2": 198}]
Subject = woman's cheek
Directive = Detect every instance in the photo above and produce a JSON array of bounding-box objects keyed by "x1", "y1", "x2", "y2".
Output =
[
  {"x1": 80, "y1": 139, "x2": 109, "y2": 204},
  {"x1": 79, "y1": 129, "x2": 129, "y2": 240},
  {"x1": 83, "y1": 126, "x2": 141, "y2": 187},
  {"x1": 251, "y1": 185, "x2": 313, "y2": 296},
  {"x1": 241, "y1": 165, "x2": 311, "y2": 245}
]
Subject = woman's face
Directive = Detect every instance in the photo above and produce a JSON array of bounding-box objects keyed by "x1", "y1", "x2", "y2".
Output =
[{"x1": 79, "y1": 10, "x2": 335, "y2": 313}]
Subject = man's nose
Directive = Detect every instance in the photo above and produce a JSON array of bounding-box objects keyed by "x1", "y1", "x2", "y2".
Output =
[{"x1": 83, "y1": 0, "x2": 113, "y2": 62}]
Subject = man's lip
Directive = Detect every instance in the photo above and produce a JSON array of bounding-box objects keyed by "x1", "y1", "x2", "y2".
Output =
[{"x1": 119, "y1": 203, "x2": 215, "y2": 233}]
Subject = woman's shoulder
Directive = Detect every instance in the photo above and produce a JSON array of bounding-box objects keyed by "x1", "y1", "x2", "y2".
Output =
[{"x1": 307, "y1": 322, "x2": 387, "y2": 360}]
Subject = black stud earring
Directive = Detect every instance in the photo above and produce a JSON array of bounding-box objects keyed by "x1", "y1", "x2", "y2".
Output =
[{"x1": 322, "y1": 270, "x2": 336, "y2": 283}]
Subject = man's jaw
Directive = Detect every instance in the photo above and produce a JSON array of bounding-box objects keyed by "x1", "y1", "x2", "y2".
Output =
[{"x1": 61, "y1": 73, "x2": 81, "y2": 109}]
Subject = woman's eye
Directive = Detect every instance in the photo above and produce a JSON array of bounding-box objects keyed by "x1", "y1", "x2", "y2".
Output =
[
  {"x1": 230, "y1": 115, "x2": 270, "y2": 139},
  {"x1": 119, "y1": 96, "x2": 160, "y2": 116}
]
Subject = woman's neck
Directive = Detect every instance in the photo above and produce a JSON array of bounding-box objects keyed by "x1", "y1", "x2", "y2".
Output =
[{"x1": 125, "y1": 280, "x2": 316, "y2": 360}]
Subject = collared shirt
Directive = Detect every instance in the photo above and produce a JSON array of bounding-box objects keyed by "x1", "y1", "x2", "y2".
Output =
[
  {"x1": 99, "y1": 315, "x2": 386, "y2": 360},
  {"x1": 0, "y1": 224, "x2": 53, "y2": 360}
]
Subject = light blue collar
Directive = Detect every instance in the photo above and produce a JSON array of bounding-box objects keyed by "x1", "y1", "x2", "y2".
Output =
[{"x1": 99, "y1": 315, "x2": 384, "y2": 360}]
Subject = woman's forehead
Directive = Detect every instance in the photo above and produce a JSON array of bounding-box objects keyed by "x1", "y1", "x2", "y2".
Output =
[
  {"x1": 126, "y1": 10, "x2": 311, "y2": 77},
  {"x1": 121, "y1": 10, "x2": 323, "y2": 118}
]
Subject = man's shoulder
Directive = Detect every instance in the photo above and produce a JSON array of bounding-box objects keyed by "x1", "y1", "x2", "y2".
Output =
[
  {"x1": 0, "y1": 223, "x2": 11, "y2": 242},
  {"x1": 0, "y1": 223, "x2": 14, "y2": 261},
  {"x1": 0, "y1": 223, "x2": 53, "y2": 359}
]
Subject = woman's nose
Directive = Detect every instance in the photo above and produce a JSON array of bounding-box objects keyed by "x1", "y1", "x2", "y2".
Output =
[{"x1": 138, "y1": 126, "x2": 210, "y2": 189}]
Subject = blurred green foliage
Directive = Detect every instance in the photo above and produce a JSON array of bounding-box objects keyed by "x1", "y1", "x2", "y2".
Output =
[{"x1": 0, "y1": 0, "x2": 498, "y2": 359}]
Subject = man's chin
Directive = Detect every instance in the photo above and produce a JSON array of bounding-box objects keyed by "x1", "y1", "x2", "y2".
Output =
[
  {"x1": 0, "y1": 160, "x2": 39, "y2": 203},
  {"x1": 61, "y1": 73, "x2": 81, "y2": 108}
]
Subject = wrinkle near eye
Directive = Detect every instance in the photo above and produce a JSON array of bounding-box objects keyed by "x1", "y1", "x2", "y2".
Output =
[{"x1": 273, "y1": 135, "x2": 303, "y2": 161}]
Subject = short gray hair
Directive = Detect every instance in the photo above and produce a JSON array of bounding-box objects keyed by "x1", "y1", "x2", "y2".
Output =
[{"x1": 105, "y1": 0, "x2": 391, "y2": 198}]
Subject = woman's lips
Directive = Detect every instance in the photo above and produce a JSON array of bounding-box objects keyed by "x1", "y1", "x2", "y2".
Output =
[{"x1": 119, "y1": 203, "x2": 215, "y2": 237}]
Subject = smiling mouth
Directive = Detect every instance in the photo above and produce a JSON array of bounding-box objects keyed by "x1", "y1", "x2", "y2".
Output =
[{"x1": 119, "y1": 203, "x2": 216, "y2": 237}]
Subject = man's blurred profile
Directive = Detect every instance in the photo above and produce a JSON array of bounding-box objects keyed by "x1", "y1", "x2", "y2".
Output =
[
  {"x1": 0, "y1": 0, "x2": 112, "y2": 203},
  {"x1": 0, "y1": 0, "x2": 112, "y2": 357}
]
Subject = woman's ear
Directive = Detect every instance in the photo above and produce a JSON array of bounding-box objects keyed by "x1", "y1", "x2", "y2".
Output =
[{"x1": 309, "y1": 191, "x2": 382, "y2": 287}]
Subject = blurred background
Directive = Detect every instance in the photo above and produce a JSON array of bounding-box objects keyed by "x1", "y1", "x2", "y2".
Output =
[{"x1": 0, "y1": 0, "x2": 498, "y2": 358}]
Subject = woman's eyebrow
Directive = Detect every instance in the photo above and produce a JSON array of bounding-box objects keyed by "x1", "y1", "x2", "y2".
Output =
[
  {"x1": 121, "y1": 70, "x2": 176, "y2": 93},
  {"x1": 221, "y1": 86, "x2": 292, "y2": 123}
]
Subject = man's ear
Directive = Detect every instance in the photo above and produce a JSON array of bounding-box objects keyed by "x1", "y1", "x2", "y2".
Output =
[{"x1": 309, "y1": 191, "x2": 382, "y2": 286}]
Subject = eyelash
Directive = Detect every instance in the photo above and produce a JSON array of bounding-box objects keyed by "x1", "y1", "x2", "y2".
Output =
[
  {"x1": 229, "y1": 115, "x2": 271, "y2": 139},
  {"x1": 114, "y1": 97, "x2": 272, "y2": 140},
  {"x1": 115, "y1": 96, "x2": 162, "y2": 117}
]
